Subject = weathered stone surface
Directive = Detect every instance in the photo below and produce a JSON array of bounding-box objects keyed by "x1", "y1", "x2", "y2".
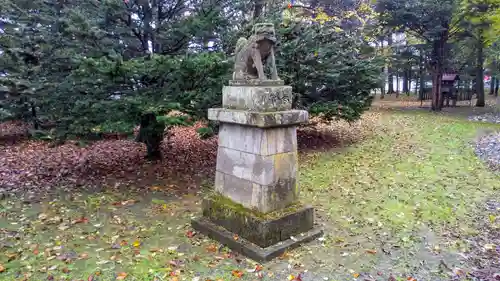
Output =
[
  {"x1": 218, "y1": 123, "x2": 297, "y2": 156},
  {"x1": 191, "y1": 217, "x2": 323, "y2": 262},
  {"x1": 216, "y1": 147, "x2": 297, "y2": 186},
  {"x1": 214, "y1": 171, "x2": 298, "y2": 213},
  {"x1": 228, "y1": 80, "x2": 284, "y2": 86},
  {"x1": 208, "y1": 109, "x2": 308, "y2": 128},
  {"x1": 200, "y1": 196, "x2": 315, "y2": 248},
  {"x1": 222, "y1": 85, "x2": 293, "y2": 112}
]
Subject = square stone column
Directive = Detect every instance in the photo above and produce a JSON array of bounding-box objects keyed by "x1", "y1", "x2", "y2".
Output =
[{"x1": 192, "y1": 80, "x2": 322, "y2": 262}]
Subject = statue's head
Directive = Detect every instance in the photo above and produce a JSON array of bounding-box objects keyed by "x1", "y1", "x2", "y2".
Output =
[{"x1": 253, "y1": 23, "x2": 276, "y2": 42}]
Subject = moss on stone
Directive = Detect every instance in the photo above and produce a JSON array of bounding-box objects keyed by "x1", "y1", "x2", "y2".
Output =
[
  {"x1": 202, "y1": 192, "x2": 314, "y2": 248},
  {"x1": 205, "y1": 192, "x2": 302, "y2": 221}
]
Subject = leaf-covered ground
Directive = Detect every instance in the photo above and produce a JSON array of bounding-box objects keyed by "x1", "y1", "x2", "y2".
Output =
[{"x1": 1, "y1": 106, "x2": 500, "y2": 280}]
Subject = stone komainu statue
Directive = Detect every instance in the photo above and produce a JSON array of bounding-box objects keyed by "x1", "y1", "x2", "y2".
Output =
[{"x1": 232, "y1": 23, "x2": 280, "y2": 81}]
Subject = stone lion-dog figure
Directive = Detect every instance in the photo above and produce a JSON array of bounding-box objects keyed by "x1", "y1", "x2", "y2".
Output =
[{"x1": 232, "y1": 23, "x2": 280, "y2": 81}]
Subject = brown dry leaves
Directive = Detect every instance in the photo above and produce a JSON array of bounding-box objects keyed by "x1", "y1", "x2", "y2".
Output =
[
  {"x1": 0, "y1": 122, "x2": 217, "y2": 191},
  {"x1": 0, "y1": 115, "x2": 378, "y2": 192}
]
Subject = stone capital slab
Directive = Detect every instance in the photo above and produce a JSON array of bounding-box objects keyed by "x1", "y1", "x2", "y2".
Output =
[{"x1": 208, "y1": 109, "x2": 308, "y2": 128}]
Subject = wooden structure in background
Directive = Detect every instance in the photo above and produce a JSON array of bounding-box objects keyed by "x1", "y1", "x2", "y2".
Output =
[
  {"x1": 419, "y1": 73, "x2": 474, "y2": 106},
  {"x1": 441, "y1": 73, "x2": 459, "y2": 107}
]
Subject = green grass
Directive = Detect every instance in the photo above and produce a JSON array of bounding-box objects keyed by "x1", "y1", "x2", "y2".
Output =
[
  {"x1": 1, "y1": 110, "x2": 500, "y2": 280},
  {"x1": 298, "y1": 110, "x2": 500, "y2": 278},
  {"x1": 302, "y1": 111, "x2": 500, "y2": 232}
]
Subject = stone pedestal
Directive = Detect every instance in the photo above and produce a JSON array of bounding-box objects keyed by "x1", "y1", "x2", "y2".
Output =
[{"x1": 191, "y1": 80, "x2": 322, "y2": 262}]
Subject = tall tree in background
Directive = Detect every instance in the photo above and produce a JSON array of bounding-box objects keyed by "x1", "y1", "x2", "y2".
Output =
[
  {"x1": 387, "y1": 34, "x2": 395, "y2": 94},
  {"x1": 457, "y1": 0, "x2": 500, "y2": 106},
  {"x1": 377, "y1": 0, "x2": 461, "y2": 110}
]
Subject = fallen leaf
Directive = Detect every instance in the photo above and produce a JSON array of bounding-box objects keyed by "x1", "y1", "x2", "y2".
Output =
[
  {"x1": 232, "y1": 270, "x2": 244, "y2": 278},
  {"x1": 112, "y1": 200, "x2": 137, "y2": 206},
  {"x1": 133, "y1": 240, "x2": 141, "y2": 248},
  {"x1": 484, "y1": 244, "x2": 496, "y2": 250},
  {"x1": 206, "y1": 244, "x2": 217, "y2": 253},
  {"x1": 5, "y1": 253, "x2": 17, "y2": 262},
  {"x1": 353, "y1": 273, "x2": 360, "y2": 278},
  {"x1": 149, "y1": 247, "x2": 162, "y2": 253},
  {"x1": 72, "y1": 216, "x2": 89, "y2": 224},
  {"x1": 489, "y1": 214, "x2": 496, "y2": 224},
  {"x1": 279, "y1": 251, "x2": 291, "y2": 259},
  {"x1": 186, "y1": 230, "x2": 196, "y2": 238},
  {"x1": 38, "y1": 213, "x2": 48, "y2": 220},
  {"x1": 366, "y1": 249, "x2": 377, "y2": 254},
  {"x1": 453, "y1": 268, "x2": 465, "y2": 276},
  {"x1": 0, "y1": 264, "x2": 5, "y2": 273},
  {"x1": 233, "y1": 234, "x2": 239, "y2": 241},
  {"x1": 150, "y1": 186, "x2": 162, "y2": 191},
  {"x1": 116, "y1": 272, "x2": 128, "y2": 280}
]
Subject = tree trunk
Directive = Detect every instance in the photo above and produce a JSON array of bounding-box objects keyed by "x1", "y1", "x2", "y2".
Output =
[
  {"x1": 466, "y1": 80, "x2": 471, "y2": 99},
  {"x1": 414, "y1": 76, "x2": 419, "y2": 96},
  {"x1": 418, "y1": 49, "x2": 424, "y2": 100},
  {"x1": 387, "y1": 35, "x2": 394, "y2": 94},
  {"x1": 254, "y1": 0, "x2": 266, "y2": 19},
  {"x1": 403, "y1": 68, "x2": 409, "y2": 94},
  {"x1": 142, "y1": 2, "x2": 153, "y2": 54},
  {"x1": 495, "y1": 77, "x2": 499, "y2": 97},
  {"x1": 431, "y1": 39, "x2": 445, "y2": 111},
  {"x1": 475, "y1": 33, "x2": 485, "y2": 107},
  {"x1": 154, "y1": 0, "x2": 162, "y2": 53},
  {"x1": 396, "y1": 72, "x2": 400, "y2": 97},
  {"x1": 31, "y1": 103, "x2": 39, "y2": 130},
  {"x1": 380, "y1": 71, "x2": 386, "y2": 99},
  {"x1": 490, "y1": 77, "x2": 496, "y2": 95},
  {"x1": 380, "y1": 41, "x2": 386, "y2": 99}
]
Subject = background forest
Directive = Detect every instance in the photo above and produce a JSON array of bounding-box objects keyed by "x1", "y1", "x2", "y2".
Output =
[{"x1": 1, "y1": 0, "x2": 499, "y2": 140}]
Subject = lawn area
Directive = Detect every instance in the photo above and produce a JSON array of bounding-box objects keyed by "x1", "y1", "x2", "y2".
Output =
[{"x1": 1, "y1": 109, "x2": 500, "y2": 280}]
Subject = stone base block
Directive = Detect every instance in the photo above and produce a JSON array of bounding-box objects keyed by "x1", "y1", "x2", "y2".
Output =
[
  {"x1": 208, "y1": 109, "x2": 308, "y2": 128},
  {"x1": 200, "y1": 196, "x2": 315, "y2": 248},
  {"x1": 218, "y1": 123, "x2": 297, "y2": 156},
  {"x1": 215, "y1": 171, "x2": 298, "y2": 213},
  {"x1": 191, "y1": 217, "x2": 323, "y2": 262}
]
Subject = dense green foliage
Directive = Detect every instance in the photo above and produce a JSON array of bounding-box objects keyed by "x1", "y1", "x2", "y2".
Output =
[
  {"x1": 0, "y1": 0, "x2": 384, "y2": 139},
  {"x1": 278, "y1": 22, "x2": 381, "y2": 121}
]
